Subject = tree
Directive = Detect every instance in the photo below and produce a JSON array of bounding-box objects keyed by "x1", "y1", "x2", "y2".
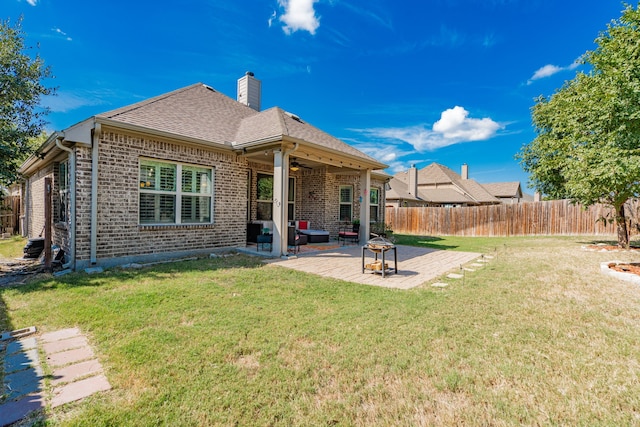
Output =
[
  {"x1": 0, "y1": 16, "x2": 55, "y2": 189},
  {"x1": 518, "y1": 4, "x2": 640, "y2": 248}
]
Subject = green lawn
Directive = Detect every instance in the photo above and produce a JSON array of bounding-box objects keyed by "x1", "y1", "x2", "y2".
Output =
[{"x1": 1, "y1": 236, "x2": 640, "y2": 425}]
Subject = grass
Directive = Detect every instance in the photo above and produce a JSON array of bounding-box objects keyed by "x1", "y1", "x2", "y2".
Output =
[
  {"x1": 0, "y1": 235, "x2": 26, "y2": 258},
  {"x1": 1, "y1": 236, "x2": 640, "y2": 425}
]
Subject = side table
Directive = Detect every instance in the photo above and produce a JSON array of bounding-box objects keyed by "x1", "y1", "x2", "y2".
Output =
[{"x1": 256, "y1": 234, "x2": 272, "y2": 252}]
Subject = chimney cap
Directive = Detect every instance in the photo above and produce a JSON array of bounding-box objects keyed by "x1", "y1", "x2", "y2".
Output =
[{"x1": 246, "y1": 71, "x2": 255, "y2": 77}]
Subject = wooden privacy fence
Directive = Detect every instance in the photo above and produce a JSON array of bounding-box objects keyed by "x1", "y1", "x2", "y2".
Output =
[
  {"x1": 385, "y1": 200, "x2": 637, "y2": 237},
  {"x1": 0, "y1": 195, "x2": 20, "y2": 235}
]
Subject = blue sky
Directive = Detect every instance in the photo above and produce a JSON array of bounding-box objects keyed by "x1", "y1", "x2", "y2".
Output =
[{"x1": 6, "y1": 0, "x2": 627, "y2": 190}]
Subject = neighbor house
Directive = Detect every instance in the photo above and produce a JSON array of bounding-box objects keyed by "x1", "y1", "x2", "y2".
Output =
[
  {"x1": 386, "y1": 163, "x2": 520, "y2": 207},
  {"x1": 19, "y1": 73, "x2": 388, "y2": 270}
]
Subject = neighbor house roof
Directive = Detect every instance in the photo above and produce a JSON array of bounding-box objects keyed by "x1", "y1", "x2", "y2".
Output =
[
  {"x1": 385, "y1": 177, "x2": 421, "y2": 202},
  {"x1": 386, "y1": 177, "x2": 476, "y2": 204},
  {"x1": 483, "y1": 182, "x2": 523, "y2": 199},
  {"x1": 387, "y1": 163, "x2": 501, "y2": 205}
]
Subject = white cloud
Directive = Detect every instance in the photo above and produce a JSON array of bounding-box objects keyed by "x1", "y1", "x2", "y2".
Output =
[
  {"x1": 527, "y1": 58, "x2": 581, "y2": 85},
  {"x1": 26, "y1": 0, "x2": 37, "y2": 6},
  {"x1": 51, "y1": 27, "x2": 72, "y2": 41},
  {"x1": 42, "y1": 91, "x2": 104, "y2": 113},
  {"x1": 277, "y1": 0, "x2": 320, "y2": 35},
  {"x1": 268, "y1": 10, "x2": 277, "y2": 27},
  {"x1": 357, "y1": 106, "x2": 502, "y2": 152},
  {"x1": 350, "y1": 141, "x2": 415, "y2": 173}
]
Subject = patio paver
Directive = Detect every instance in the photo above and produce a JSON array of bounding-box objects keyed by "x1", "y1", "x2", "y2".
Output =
[{"x1": 268, "y1": 244, "x2": 480, "y2": 289}]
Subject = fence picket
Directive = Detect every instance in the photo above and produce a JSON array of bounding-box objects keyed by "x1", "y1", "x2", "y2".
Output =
[{"x1": 385, "y1": 200, "x2": 638, "y2": 237}]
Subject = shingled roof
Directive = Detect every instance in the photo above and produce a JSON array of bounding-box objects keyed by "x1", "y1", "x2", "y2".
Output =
[
  {"x1": 388, "y1": 163, "x2": 502, "y2": 205},
  {"x1": 483, "y1": 182, "x2": 522, "y2": 198},
  {"x1": 97, "y1": 83, "x2": 381, "y2": 165}
]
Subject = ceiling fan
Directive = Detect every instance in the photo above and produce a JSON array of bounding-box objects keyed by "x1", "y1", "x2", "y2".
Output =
[{"x1": 290, "y1": 158, "x2": 312, "y2": 171}]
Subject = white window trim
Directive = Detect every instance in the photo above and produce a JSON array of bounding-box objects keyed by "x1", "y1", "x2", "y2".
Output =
[
  {"x1": 339, "y1": 185, "x2": 353, "y2": 221},
  {"x1": 139, "y1": 158, "x2": 214, "y2": 225},
  {"x1": 256, "y1": 172, "x2": 296, "y2": 221},
  {"x1": 58, "y1": 160, "x2": 69, "y2": 223},
  {"x1": 370, "y1": 187, "x2": 380, "y2": 222}
]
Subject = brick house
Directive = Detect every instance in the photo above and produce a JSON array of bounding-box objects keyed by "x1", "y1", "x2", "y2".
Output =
[
  {"x1": 19, "y1": 73, "x2": 388, "y2": 270},
  {"x1": 386, "y1": 163, "x2": 516, "y2": 207}
]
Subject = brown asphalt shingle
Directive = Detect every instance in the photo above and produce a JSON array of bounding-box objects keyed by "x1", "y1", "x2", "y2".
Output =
[{"x1": 97, "y1": 83, "x2": 383, "y2": 166}]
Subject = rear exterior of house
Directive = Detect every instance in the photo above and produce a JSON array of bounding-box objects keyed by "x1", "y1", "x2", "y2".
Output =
[{"x1": 19, "y1": 74, "x2": 388, "y2": 270}]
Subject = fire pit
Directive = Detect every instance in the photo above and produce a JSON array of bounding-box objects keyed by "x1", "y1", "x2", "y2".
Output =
[{"x1": 362, "y1": 237, "x2": 397, "y2": 277}]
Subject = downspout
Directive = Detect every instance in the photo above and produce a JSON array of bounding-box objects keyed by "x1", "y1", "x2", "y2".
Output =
[
  {"x1": 55, "y1": 134, "x2": 76, "y2": 270},
  {"x1": 90, "y1": 123, "x2": 101, "y2": 265}
]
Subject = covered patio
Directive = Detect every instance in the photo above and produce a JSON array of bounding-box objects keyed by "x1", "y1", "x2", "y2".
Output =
[{"x1": 263, "y1": 244, "x2": 481, "y2": 290}]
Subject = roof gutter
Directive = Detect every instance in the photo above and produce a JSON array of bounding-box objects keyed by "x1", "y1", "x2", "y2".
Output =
[
  {"x1": 95, "y1": 117, "x2": 235, "y2": 150},
  {"x1": 19, "y1": 132, "x2": 62, "y2": 176}
]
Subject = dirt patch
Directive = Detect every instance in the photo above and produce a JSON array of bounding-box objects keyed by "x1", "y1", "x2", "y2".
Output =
[{"x1": 0, "y1": 257, "x2": 45, "y2": 287}]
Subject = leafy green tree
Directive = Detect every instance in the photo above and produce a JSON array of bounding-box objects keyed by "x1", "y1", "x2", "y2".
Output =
[
  {"x1": 0, "y1": 16, "x2": 55, "y2": 189},
  {"x1": 519, "y1": 4, "x2": 640, "y2": 248}
]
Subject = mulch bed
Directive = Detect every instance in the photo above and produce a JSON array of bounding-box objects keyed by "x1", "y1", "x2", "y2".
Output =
[
  {"x1": 608, "y1": 262, "x2": 640, "y2": 275},
  {"x1": 583, "y1": 244, "x2": 640, "y2": 252}
]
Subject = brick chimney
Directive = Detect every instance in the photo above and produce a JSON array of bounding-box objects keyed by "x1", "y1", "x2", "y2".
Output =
[
  {"x1": 461, "y1": 163, "x2": 469, "y2": 180},
  {"x1": 237, "y1": 71, "x2": 261, "y2": 111},
  {"x1": 408, "y1": 164, "x2": 418, "y2": 197}
]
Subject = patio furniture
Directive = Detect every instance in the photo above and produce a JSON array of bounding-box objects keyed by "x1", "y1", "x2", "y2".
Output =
[
  {"x1": 338, "y1": 223, "x2": 359, "y2": 246},
  {"x1": 362, "y1": 237, "x2": 397, "y2": 278},
  {"x1": 256, "y1": 234, "x2": 272, "y2": 251},
  {"x1": 287, "y1": 226, "x2": 308, "y2": 253},
  {"x1": 295, "y1": 220, "x2": 330, "y2": 243}
]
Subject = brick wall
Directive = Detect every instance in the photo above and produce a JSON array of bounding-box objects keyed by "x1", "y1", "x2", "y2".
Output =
[
  {"x1": 74, "y1": 130, "x2": 248, "y2": 265},
  {"x1": 24, "y1": 163, "x2": 70, "y2": 254},
  {"x1": 246, "y1": 165, "x2": 386, "y2": 238}
]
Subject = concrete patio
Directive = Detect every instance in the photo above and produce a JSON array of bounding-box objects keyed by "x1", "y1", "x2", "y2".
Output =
[{"x1": 266, "y1": 244, "x2": 481, "y2": 290}]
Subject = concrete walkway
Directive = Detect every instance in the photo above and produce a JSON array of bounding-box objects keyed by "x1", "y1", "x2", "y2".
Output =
[
  {"x1": 268, "y1": 244, "x2": 481, "y2": 289},
  {"x1": 1, "y1": 327, "x2": 111, "y2": 426}
]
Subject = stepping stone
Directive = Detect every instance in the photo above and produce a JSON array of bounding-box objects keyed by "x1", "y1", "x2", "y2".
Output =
[
  {"x1": 4, "y1": 348, "x2": 40, "y2": 374},
  {"x1": 51, "y1": 359, "x2": 103, "y2": 386},
  {"x1": 42, "y1": 335, "x2": 88, "y2": 355},
  {"x1": 447, "y1": 273, "x2": 464, "y2": 279},
  {"x1": 4, "y1": 365, "x2": 44, "y2": 400},
  {"x1": 46, "y1": 347, "x2": 95, "y2": 368},
  {"x1": 0, "y1": 394, "x2": 45, "y2": 427},
  {"x1": 41, "y1": 327, "x2": 81, "y2": 343},
  {"x1": 6, "y1": 337, "x2": 38, "y2": 355},
  {"x1": 463, "y1": 268, "x2": 475, "y2": 272},
  {"x1": 51, "y1": 374, "x2": 111, "y2": 408},
  {"x1": 484, "y1": 255, "x2": 494, "y2": 259},
  {"x1": 1, "y1": 326, "x2": 36, "y2": 342},
  {"x1": 470, "y1": 263, "x2": 484, "y2": 267},
  {"x1": 431, "y1": 282, "x2": 449, "y2": 288}
]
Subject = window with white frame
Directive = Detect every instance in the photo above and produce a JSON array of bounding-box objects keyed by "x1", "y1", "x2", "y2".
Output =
[
  {"x1": 256, "y1": 173, "x2": 295, "y2": 221},
  {"x1": 287, "y1": 177, "x2": 295, "y2": 221},
  {"x1": 139, "y1": 159, "x2": 213, "y2": 225},
  {"x1": 339, "y1": 185, "x2": 353, "y2": 221},
  {"x1": 58, "y1": 160, "x2": 69, "y2": 223},
  {"x1": 256, "y1": 173, "x2": 273, "y2": 220},
  {"x1": 370, "y1": 187, "x2": 379, "y2": 222}
]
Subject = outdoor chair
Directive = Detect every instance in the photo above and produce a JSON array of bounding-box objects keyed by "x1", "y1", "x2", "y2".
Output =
[
  {"x1": 338, "y1": 223, "x2": 359, "y2": 246},
  {"x1": 288, "y1": 226, "x2": 308, "y2": 253}
]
